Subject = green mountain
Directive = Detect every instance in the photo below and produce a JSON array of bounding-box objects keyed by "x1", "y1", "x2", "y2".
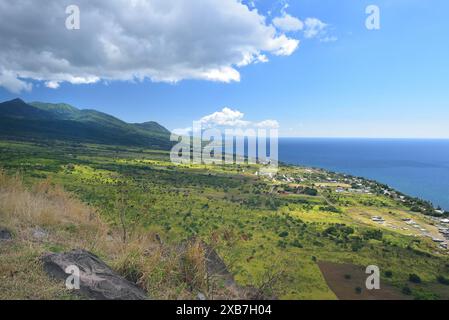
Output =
[
  {"x1": 0, "y1": 98, "x2": 57, "y2": 120},
  {"x1": 0, "y1": 99, "x2": 173, "y2": 150},
  {"x1": 30, "y1": 101, "x2": 79, "y2": 117}
]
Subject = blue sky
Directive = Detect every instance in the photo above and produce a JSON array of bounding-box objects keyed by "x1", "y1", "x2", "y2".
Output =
[{"x1": 0, "y1": 0, "x2": 448, "y2": 138}]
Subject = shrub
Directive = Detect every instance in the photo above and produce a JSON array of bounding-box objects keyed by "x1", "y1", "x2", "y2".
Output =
[
  {"x1": 409, "y1": 274, "x2": 421, "y2": 284},
  {"x1": 302, "y1": 187, "x2": 318, "y2": 196},
  {"x1": 349, "y1": 235, "x2": 364, "y2": 251},
  {"x1": 277, "y1": 240, "x2": 287, "y2": 248},
  {"x1": 323, "y1": 224, "x2": 354, "y2": 239},
  {"x1": 385, "y1": 271, "x2": 393, "y2": 278},
  {"x1": 278, "y1": 231, "x2": 289, "y2": 238},
  {"x1": 290, "y1": 240, "x2": 303, "y2": 248},
  {"x1": 319, "y1": 205, "x2": 341, "y2": 213},
  {"x1": 437, "y1": 275, "x2": 449, "y2": 285},
  {"x1": 362, "y1": 229, "x2": 383, "y2": 241},
  {"x1": 402, "y1": 286, "x2": 412, "y2": 295}
]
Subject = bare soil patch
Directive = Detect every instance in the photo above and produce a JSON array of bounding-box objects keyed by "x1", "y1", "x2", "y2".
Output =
[{"x1": 318, "y1": 261, "x2": 411, "y2": 300}]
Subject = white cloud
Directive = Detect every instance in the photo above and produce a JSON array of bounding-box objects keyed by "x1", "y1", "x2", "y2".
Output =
[
  {"x1": 304, "y1": 18, "x2": 327, "y2": 39},
  {"x1": 273, "y1": 14, "x2": 303, "y2": 32},
  {"x1": 255, "y1": 119, "x2": 280, "y2": 129},
  {"x1": 0, "y1": 70, "x2": 32, "y2": 93},
  {"x1": 200, "y1": 108, "x2": 250, "y2": 128},
  {"x1": 0, "y1": 0, "x2": 301, "y2": 92},
  {"x1": 45, "y1": 81, "x2": 60, "y2": 89},
  {"x1": 200, "y1": 107, "x2": 279, "y2": 129},
  {"x1": 173, "y1": 107, "x2": 279, "y2": 134},
  {"x1": 320, "y1": 36, "x2": 338, "y2": 43}
]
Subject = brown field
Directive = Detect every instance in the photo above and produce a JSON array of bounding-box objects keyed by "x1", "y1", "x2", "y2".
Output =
[{"x1": 318, "y1": 261, "x2": 411, "y2": 300}]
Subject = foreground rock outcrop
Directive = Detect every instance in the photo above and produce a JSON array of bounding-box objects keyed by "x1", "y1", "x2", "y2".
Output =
[
  {"x1": 41, "y1": 249, "x2": 148, "y2": 300},
  {"x1": 0, "y1": 227, "x2": 12, "y2": 241}
]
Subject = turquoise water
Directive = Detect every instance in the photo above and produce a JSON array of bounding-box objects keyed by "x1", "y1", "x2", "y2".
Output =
[{"x1": 279, "y1": 138, "x2": 449, "y2": 210}]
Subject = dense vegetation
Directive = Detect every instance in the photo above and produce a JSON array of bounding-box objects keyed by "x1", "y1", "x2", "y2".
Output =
[{"x1": 1, "y1": 139, "x2": 448, "y2": 299}]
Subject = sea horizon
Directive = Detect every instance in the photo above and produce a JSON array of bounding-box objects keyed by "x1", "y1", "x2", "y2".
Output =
[
  {"x1": 278, "y1": 137, "x2": 449, "y2": 211},
  {"x1": 279, "y1": 136, "x2": 449, "y2": 141}
]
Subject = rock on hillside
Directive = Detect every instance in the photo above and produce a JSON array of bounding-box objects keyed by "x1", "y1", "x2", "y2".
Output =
[
  {"x1": 42, "y1": 250, "x2": 148, "y2": 300},
  {"x1": 0, "y1": 227, "x2": 12, "y2": 241}
]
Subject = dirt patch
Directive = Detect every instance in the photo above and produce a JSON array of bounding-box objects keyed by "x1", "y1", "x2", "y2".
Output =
[{"x1": 318, "y1": 261, "x2": 411, "y2": 300}]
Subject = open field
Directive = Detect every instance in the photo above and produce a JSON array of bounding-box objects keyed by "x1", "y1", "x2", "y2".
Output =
[
  {"x1": 1, "y1": 139, "x2": 449, "y2": 299},
  {"x1": 318, "y1": 261, "x2": 411, "y2": 300}
]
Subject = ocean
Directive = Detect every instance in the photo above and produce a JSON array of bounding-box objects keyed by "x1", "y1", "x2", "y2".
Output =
[{"x1": 278, "y1": 138, "x2": 449, "y2": 211}]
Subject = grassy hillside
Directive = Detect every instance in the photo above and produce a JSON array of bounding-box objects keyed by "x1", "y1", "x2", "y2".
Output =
[
  {"x1": 1, "y1": 139, "x2": 448, "y2": 300},
  {"x1": 0, "y1": 99, "x2": 172, "y2": 150},
  {"x1": 0, "y1": 169, "x2": 243, "y2": 300}
]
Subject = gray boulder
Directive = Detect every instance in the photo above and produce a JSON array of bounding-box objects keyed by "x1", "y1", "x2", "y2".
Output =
[
  {"x1": 41, "y1": 249, "x2": 148, "y2": 300},
  {"x1": 32, "y1": 226, "x2": 48, "y2": 240},
  {"x1": 197, "y1": 292, "x2": 206, "y2": 300},
  {"x1": 0, "y1": 227, "x2": 12, "y2": 241}
]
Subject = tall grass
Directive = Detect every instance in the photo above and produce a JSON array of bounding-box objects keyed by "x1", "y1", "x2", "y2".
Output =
[
  {"x1": 0, "y1": 169, "x2": 107, "y2": 250},
  {"x1": 0, "y1": 170, "x2": 236, "y2": 300}
]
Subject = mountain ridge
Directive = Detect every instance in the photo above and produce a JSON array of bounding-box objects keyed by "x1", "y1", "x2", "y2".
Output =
[{"x1": 0, "y1": 98, "x2": 173, "y2": 150}]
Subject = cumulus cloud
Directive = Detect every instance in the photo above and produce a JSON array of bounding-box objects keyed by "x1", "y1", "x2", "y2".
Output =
[
  {"x1": 255, "y1": 119, "x2": 280, "y2": 129},
  {"x1": 303, "y1": 18, "x2": 327, "y2": 39},
  {"x1": 303, "y1": 18, "x2": 337, "y2": 43},
  {"x1": 0, "y1": 70, "x2": 32, "y2": 93},
  {"x1": 201, "y1": 107, "x2": 279, "y2": 129},
  {"x1": 273, "y1": 14, "x2": 304, "y2": 32},
  {"x1": 173, "y1": 107, "x2": 279, "y2": 134},
  {"x1": 200, "y1": 108, "x2": 251, "y2": 128},
  {"x1": 45, "y1": 81, "x2": 61, "y2": 89},
  {"x1": 0, "y1": 0, "x2": 302, "y2": 92}
]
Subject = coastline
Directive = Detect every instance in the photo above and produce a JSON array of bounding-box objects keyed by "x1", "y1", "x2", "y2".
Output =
[
  {"x1": 281, "y1": 161, "x2": 448, "y2": 218},
  {"x1": 278, "y1": 138, "x2": 449, "y2": 212}
]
